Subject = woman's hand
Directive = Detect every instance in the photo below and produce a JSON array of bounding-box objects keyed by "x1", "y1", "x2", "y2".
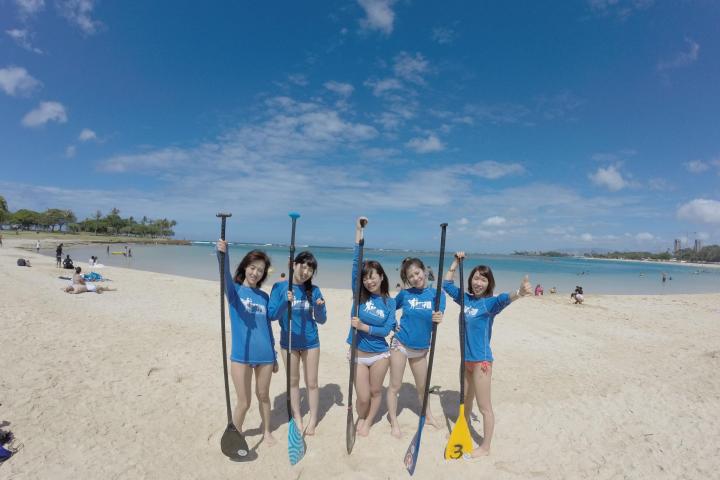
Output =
[
  {"x1": 217, "y1": 239, "x2": 227, "y2": 253},
  {"x1": 287, "y1": 290, "x2": 294, "y2": 302},
  {"x1": 454, "y1": 251, "x2": 466, "y2": 260},
  {"x1": 356, "y1": 216, "x2": 368, "y2": 230},
  {"x1": 519, "y1": 275, "x2": 533, "y2": 297},
  {"x1": 432, "y1": 311, "x2": 443, "y2": 324},
  {"x1": 351, "y1": 316, "x2": 366, "y2": 331},
  {"x1": 316, "y1": 298, "x2": 325, "y2": 306}
]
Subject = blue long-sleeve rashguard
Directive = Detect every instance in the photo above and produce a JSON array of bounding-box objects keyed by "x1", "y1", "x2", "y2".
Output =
[
  {"x1": 217, "y1": 251, "x2": 276, "y2": 365},
  {"x1": 393, "y1": 285, "x2": 446, "y2": 350},
  {"x1": 442, "y1": 279, "x2": 512, "y2": 362},
  {"x1": 345, "y1": 244, "x2": 396, "y2": 353},
  {"x1": 268, "y1": 280, "x2": 327, "y2": 350}
]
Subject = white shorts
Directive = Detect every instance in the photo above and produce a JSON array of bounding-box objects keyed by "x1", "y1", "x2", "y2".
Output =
[
  {"x1": 390, "y1": 337, "x2": 427, "y2": 359},
  {"x1": 86, "y1": 283, "x2": 97, "y2": 292},
  {"x1": 347, "y1": 350, "x2": 391, "y2": 367}
]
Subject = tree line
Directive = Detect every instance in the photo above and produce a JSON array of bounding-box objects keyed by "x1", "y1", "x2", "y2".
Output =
[
  {"x1": 585, "y1": 246, "x2": 720, "y2": 263},
  {"x1": 0, "y1": 195, "x2": 177, "y2": 238}
]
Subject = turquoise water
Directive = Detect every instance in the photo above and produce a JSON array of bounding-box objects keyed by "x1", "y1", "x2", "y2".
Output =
[{"x1": 43, "y1": 242, "x2": 720, "y2": 295}]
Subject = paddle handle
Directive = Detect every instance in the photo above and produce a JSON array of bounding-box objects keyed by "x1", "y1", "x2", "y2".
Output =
[
  {"x1": 348, "y1": 228, "x2": 366, "y2": 411},
  {"x1": 420, "y1": 223, "x2": 447, "y2": 417},
  {"x1": 458, "y1": 258, "x2": 465, "y2": 398},
  {"x1": 216, "y1": 212, "x2": 233, "y2": 424}
]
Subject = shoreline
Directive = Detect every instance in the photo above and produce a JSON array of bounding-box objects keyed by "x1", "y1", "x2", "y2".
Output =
[{"x1": 577, "y1": 255, "x2": 720, "y2": 270}]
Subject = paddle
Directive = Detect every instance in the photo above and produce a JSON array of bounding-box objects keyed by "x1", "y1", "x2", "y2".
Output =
[
  {"x1": 286, "y1": 212, "x2": 306, "y2": 465},
  {"x1": 403, "y1": 222, "x2": 448, "y2": 475},
  {"x1": 346, "y1": 218, "x2": 367, "y2": 454},
  {"x1": 444, "y1": 256, "x2": 473, "y2": 459},
  {"x1": 216, "y1": 213, "x2": 252, "y2": 461}
]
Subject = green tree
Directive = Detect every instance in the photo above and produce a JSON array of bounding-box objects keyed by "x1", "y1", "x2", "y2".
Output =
[
  {"x1": 0, "y1": 195, "x2": 8, "y2": 224},
  {"x1": 11, "y1": 209, "x2": 41, "y2": 230}
]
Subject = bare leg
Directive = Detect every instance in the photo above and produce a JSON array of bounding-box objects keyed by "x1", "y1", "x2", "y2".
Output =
[
  {"x1": 464, "y1": 370, "x2": 475, "y2": 425},
  {"x1": 471, "y1": 364, "x2": 494, "y2": 457},
  {"x1": 301, "y1": 348, "x2": 320, "y2": 435},
  {"x1": 254, "y1": 364, "x2": 276, "y2": 445},
  {"x1": 408, "y1": 355, "x2": 442, "y2": 428},
  {"x1": 354, "y1": 361, "x2": 371, "y2": 435},
  {"x1": 386, "y1": 349, "x2": 407, "y2": 438},
  {"x1": 358, "y1": 357, "x2": 389, "y2": 436},
  {"x1": 230, "y1": 362, "x2": 253, "y2": 432},
  {"x1": 280, "y1": 349, "x2": 303, "y2": 430}
]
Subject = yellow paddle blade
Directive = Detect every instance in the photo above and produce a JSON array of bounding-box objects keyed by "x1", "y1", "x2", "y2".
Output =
[{"x1": 444, "y1": 404, "x2": 473, "y2": 460}]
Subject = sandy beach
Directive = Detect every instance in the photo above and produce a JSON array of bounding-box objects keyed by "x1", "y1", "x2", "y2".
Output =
[{"x1": 2, "y1": 238, "x2": 719, "y2": 479}]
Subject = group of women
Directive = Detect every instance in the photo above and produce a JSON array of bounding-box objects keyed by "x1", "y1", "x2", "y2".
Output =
[{"x1": 216, "y1": 216, "x2": 532, "y2": 458}]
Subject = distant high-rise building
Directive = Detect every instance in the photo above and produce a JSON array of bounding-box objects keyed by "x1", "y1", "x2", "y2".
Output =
[
  {"x1": 694, "y1": 239, "x2": 702, "y2": 253},
  {"x1": 673, "y1": 239, "x2": 682, "y2": 254}
]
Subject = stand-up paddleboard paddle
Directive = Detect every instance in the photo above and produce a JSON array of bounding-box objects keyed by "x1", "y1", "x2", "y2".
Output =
[
  {"x1": 444, "y1": 256, "x2": 473, "y2": 459},
  {"x1": 346, "y1": 218, "x2": 367, "y2": 454},
  {"x1": 403, "y1": 222, "x2": 448, "y2": 475},
  {"x1": 216, "y1": 213, "x2": 252, "y2": 461},
  {"x1": 286, "y1": 212, "x2": 306, "y2": 465}
]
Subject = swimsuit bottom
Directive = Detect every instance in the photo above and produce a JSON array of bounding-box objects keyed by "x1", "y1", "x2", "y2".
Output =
[
  {"x1": 347, "y1": 350, "x2": 391, "y2": 366},
  {"x1": 390, "y1": 337, "x2": 427, "y2": 359},
  {"x1": 465, "y1": 360, "x2": 492, "y2": 374}
]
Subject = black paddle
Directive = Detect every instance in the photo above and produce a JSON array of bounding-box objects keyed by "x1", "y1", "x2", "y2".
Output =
[
  {"x1": 346, "y1": 218, "x2": 367, "y2": 454},
  {"x1": 216, "y1": 213, "x2": 253, "y2": 461},
  {"x1": 403, "y1": 222, "x2": 448, "y2": 475}
]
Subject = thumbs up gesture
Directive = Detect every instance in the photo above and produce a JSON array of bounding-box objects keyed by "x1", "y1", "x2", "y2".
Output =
[{"x1": 519, "y1": 275, "x2": 533, "y2": 297}]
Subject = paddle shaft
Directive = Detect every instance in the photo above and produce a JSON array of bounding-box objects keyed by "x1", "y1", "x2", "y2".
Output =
[
  {"x1": 217, "y1": 213, "x2": 233, "y2": 424},
  {"x1": 458, "y1": 258, "x2": 465, "y2": 397},
  {"x1": 419, "y1": 223, "x2": 448, "y2": 417},
  {"x1": 286, "y1": 215, "x2": 298, "y2": 421},
  {"x1": 347, "y1": 223, "x2": 366, "y2": 417}
]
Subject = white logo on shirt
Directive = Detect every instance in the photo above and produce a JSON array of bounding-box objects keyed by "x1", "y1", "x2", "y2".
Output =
[
  {"x1": 292, "y1": 299, "x2": 310, "y2": 310},
  {"x1": 408, "y1": 297, "x2": 432, "y2": 310},
  {"x1": 464, "y1": 305, "x2": 478, "y2": 317},
  {"x1": 241, "y1": 297, "x2": 267, "y2": 314},
  {"x1": 362, "y1": 300, "x2": 385, "y2": 318}
]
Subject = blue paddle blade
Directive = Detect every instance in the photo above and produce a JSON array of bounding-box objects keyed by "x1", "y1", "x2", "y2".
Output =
[
  {"x1": 289, "y1": 212, "x2": 301, "y2": 219},
  {"x1": 403, "y1": 416, "x2": 425, "y2": 475},
  {"x1": 288, "y1": 418, "x2": 305, "y2": 465}
]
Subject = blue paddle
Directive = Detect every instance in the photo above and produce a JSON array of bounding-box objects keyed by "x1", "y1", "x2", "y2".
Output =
[
  {"x1": 286, "y1": 212, "x2": 306, "y2": 465},
  {"x1": 403, "y1": 222, "x2": 448, "y2": 475}
]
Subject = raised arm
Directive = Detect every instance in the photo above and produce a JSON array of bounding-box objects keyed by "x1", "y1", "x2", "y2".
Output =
[
  {"x1": 509, "y1": 275, "x2": 533, "y2": 302},
  {"x1": 216, "y1": 240, "x2": 239, "y2": 306},
  {"x1": 444, "y1": 251, "x2": 465, "y2": 281}
]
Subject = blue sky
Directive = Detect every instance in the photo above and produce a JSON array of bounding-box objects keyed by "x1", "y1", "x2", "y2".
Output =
[{"x1": 1, "y1": 0, "x2": 719, "y2": 251}]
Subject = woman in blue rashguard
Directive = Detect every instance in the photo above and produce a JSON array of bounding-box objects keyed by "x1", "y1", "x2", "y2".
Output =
[
  {"x1": 443, "y1": 251, "x2": 532, "y2": 457},
  {"x1": 268, "y1": 251, "x2": 327, "y2": 436},
  {"x1": 216, "y1": 241, "x2": 278, "y2": 445},
  {"x1": 347, "y1": 217, "x2": 396, "y2": 437},
  {"x1": 386, "y1": 256, "x2": 445, "y2": 438}
]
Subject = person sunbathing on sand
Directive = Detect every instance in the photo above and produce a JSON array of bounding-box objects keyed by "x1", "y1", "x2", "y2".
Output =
[{"x1": 64, "y1": 266, "x2": 115, "y2": 294}]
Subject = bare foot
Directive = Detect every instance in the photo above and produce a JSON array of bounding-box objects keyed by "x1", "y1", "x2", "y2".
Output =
[
  {"x1": 471, "y1": 446, "x2": 490, "y2": 458},
  {"x1": 390, "y1": 423, "x2": 402, "y2": 439},
  {"x1": 293, "y1": 417, "x2": 304, "y2": 433},
  {"x1": 263, "y1": 432, "x2": 277, "y2": 446},
  {"x1": 426, "y1": 414, "x2": 443, "y2": 429},
  {"x1": 357, "y1": 419, "x2": 370, "y2": 437},
  {"x1": 305, "y1": 418, "x2": 317, "y2": 436}
]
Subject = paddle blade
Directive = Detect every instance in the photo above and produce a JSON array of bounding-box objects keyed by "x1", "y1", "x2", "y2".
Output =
[
  {"x1": 288, "y1": 418, "x2": 305, "y2": 465},
  {"x1": 403, "y1": 416, "x2": 425, "y2": 475},
  {"x1": 221, "y1": 423, "x2": 251, "y2": 460},
  {"x1": 346, "y1": 409, "x2": 356, "y2": 454},
  {"x1": 444, "y1": 404, "x2": 473, "y2": 460}
]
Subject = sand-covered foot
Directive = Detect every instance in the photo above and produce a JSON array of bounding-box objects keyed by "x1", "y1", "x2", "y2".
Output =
[{"x1": 263, "y1": 432, "x2": 277, "y2": 446}]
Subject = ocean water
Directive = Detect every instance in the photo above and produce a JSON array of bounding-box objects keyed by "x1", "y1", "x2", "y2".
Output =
[{"x1": 43, "y1": 242, "x2": 720, "y2": 295}]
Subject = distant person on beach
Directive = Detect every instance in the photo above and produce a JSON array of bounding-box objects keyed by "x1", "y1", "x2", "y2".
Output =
[
  {"x1": 347, "y1": 217, "x2": 395, "y2": 437},
  {"x1": 64, "y1": 266, "x2": 114, "y2": 293},
  {"x1": 128, "y1": 247, "x2": 132, "y2": 257},
  {"x1": 535, "y1": 284, "x2": 544, "y2": 296},
  {"x1": 62, "y1": 254, "x2": 74, "y2": 269},
  {"x1": 35, "y1": 240, "x2": 40, "y2": 252},
  {"x1": 279, "y1": 272, "x2": 286, "y2": 282},
  {"x1": 443, "y1": 251, "x2": 533, "y2": 458},
  {"x1": 662, "y1": 272, "x2": 667, "y2": 283},
  {"x1": 16, "y1": 258, "x2": 31, "y2": 267},
  {"x1": 387, "y1": 254, "x2": 445, "y2": 438},
  {"x1": 269, "y1": 250, "x2": 327, "y2": 436},
  {"x1": 0, "y1": 233, "x2": 3, "y2": 247},
  {"x1": 216, "y1": 240, "x2": 278, "y2": 445},
  {"x1": 56, "y1": 243, "x2": 63, "y2": 268},
  {"x1": 106, "y1": 245, "x2": 110, "y2": 255},
  {"x1": 571, "y1": 286, "x2": 584, "y2": 304},
  {"x1": 550, "y1": 286, "x2": 557, "y2": 294}
]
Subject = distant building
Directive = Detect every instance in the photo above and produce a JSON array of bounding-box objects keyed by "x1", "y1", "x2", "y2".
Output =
[
  {"x1": 673, "y1": 239, "x2": 682, "y2": 255},
  {"x1": 694, "y1": 239, "x2": 702, "y2": 253}
]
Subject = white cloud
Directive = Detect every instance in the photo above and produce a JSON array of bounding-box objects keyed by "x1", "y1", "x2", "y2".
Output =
[
  {"x1": 357, "y1": 0, "x2": 396, "y2": 35},
  {"x1": 0, "y1": 66, "x2": 41, "y2": 96},
  {"x1": 588, "y1": 0, "x2": 654, "y2": 20},
  {"x1": 581, "y1": 233, "x2": 594, "y2": 242},
  {"x1": 394, "y1": 52, "x2": 429, "y2": 85},
  {"x1": 99, "y1": 148, "x2": 192, "y2": 173},
  {"x1": 635, "y1": 232, "x2": 654, "y2": 241},
  {"x1": 657, "y1": 38, "x2": 700, "y2": 72},
  {"x1": 458, "y1": 217, "x2": 469, "y2": 225},
  {"x1": 684, "y1": 160, "x2": 709, "y2": 173},
  {"x1": 79, "y1": 128, "x2": 97, "y2": 141},
  {"x1": 14, "y1": 0, "x2": 45, "y2": 16},
  {"x1": 5, "y1": 29, "x2": 43, "y2": 54},
  {"x1": 56, "y1": 0, "x2": 102, "y2": 35},
  {"x1": 471, "y1": 160, "x2": 525, "y2": 179},
  {"x1": 589, "y1": 165, "x2": 627, "y2": 191},
  {"x1": 431, "y1": 26, "x2": 456, "y2": 44},
  {"x1": 364, "y1": 77, "x2": 403, "y2": 97},
  {"x1": 21, "y1": 101, "x2": 67, "y2": 127},
  {"x1": 482, "y1": 216, "x2": 506, "y2": 226},
  {"x1": 324, "y1": 81, "x2": 354, "y2": 97},
  {"x1": 677, "y1": 199, "x2": 720, "y2": 224},
  {"x1": 65, "y1": 145, "x2": 76, "y2": 158},
  {"x1": 405, "y1": 134, "x2": 444, "y2": 153},
  {"x1": 287, "y1": 74, "x2": 308, "y2": 86}
]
